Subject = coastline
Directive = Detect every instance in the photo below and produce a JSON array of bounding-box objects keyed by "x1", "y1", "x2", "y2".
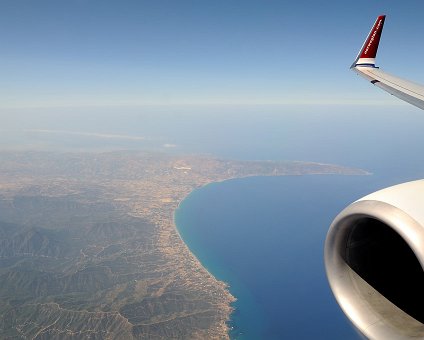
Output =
[
  {"x1": 173, "y1": 173, "x2": 377, "y2": 339},
  {"x1": 170, "y1": 172, "x2": 372, "y2": 338},
  {"x1": 173, "y1": 182, "x2": 236, "y2": 339},
  {"x1": 168, "y1": 170, "x2": 372, "y2": 339},
  {"x1": 149, "y1": 159, "x2": 371, "y2": 338}
]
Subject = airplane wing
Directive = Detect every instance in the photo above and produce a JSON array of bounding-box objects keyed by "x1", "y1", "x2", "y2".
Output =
[
  {"x1": 351, "y1": 15, "x2": 424, "y2": 110},
  {"x1": 325, "y1": 16, "x2": 424, "y2": 340}
]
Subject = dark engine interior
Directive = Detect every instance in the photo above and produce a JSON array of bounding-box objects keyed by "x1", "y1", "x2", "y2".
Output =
[{"x1": 344, "y1": 218, "x2": 424, "y2": 323}]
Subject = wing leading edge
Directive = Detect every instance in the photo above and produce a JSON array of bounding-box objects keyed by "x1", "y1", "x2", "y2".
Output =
[{"x1": 351, "y1": 15, "x2": 424, "y2": 110}]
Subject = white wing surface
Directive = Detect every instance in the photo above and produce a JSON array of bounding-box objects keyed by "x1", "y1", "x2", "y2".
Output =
[{"x1": 351, "y1": 15, "x2": 424, "y2": 110}]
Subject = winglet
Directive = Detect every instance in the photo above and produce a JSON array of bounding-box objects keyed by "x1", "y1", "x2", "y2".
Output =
[{"x1": 350, "y1": 15, "x2": 386, "y2": 69}]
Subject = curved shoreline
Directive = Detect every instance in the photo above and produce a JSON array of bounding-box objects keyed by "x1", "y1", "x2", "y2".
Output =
[
  {"x1": 173, "y1": 182, "x2": 236, "y2": 339},
  {"x1": 170, "y1": 172, "x2": 372, "y2": 338}
]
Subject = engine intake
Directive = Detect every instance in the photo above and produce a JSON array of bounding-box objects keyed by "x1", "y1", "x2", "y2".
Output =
[{"x1": 325, "y1": 180, "x2": 424, "y2": 339}]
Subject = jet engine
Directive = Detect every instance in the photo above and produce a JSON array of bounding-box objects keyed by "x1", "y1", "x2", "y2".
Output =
[{"x1": 325, "y1": 180, "x2": 424, "y2": 339}]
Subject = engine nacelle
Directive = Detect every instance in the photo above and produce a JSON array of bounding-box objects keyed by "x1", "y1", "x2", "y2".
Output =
[{"x1": 325, "y1": 180, "x2": 424, "y2": 339}]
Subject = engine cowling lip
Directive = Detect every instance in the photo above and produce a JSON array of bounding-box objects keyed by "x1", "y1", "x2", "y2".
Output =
[{"x1": 325, "y1": 199, "x2": 424, "y2": 339}]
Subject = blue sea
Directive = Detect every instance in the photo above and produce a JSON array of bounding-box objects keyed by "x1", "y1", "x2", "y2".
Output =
[
  {"x1": 176, "y1": 176, "x2": 369, "y2": 339},
  {"x1": 3, "y1": 104, "x2": 424, "y2": 338},
  {"x1": 169, "y1": 105, "x2": 424, "y2": 339}
]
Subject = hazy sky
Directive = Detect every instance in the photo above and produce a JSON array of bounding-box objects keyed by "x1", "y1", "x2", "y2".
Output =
[{"x1": 1, "y1": 0, "x2": 424, "y2": 108}]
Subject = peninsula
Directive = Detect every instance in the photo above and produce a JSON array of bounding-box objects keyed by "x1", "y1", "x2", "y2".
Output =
[{"x1": 0, "y1": 151, "x2": 369, "y2": 339}]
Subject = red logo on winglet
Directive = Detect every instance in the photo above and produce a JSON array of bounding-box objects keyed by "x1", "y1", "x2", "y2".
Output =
[{"x1": 360, "y1": 15, "x2": 386, "y2": 59}]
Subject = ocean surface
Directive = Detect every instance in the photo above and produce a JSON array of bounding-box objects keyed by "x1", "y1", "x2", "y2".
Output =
[
  {"x1": 171, "y1": 105, "x2": 424, "y2": 339},
  {"x1": 175, "y1": 176, "x2": 372, "y2": 339}
]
